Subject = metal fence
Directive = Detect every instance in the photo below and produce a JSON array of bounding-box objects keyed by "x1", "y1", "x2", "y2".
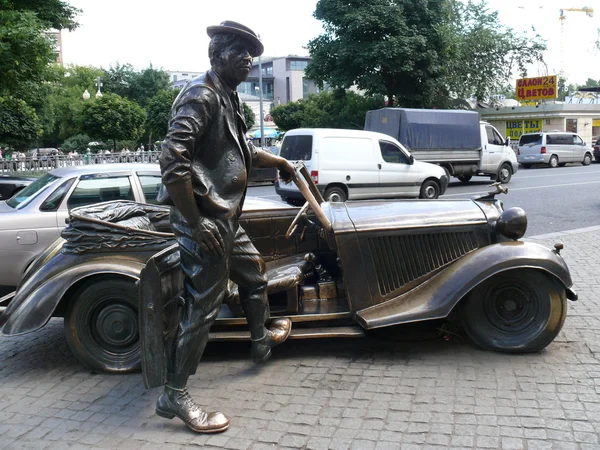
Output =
[{"x1": 0, "y1": 152, "x2": 161, "y2": 177}]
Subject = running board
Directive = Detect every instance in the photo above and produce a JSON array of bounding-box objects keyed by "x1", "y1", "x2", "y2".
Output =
[{"x1": 209, "y1": 326, "x2": 365, "y2": 341}]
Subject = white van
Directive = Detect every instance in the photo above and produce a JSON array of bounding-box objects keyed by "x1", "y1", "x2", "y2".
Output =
[{"x1": 275, "y1": 128, "x2": 448, "y2": 204}]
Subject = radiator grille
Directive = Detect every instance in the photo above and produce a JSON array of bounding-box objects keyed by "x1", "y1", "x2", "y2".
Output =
[{"x1": 368, "y1": 232, "x2": 478, "y2": 296}]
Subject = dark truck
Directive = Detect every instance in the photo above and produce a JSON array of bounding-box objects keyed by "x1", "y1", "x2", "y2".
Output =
[{"x1": 365, "y1": 108, "x2": 518, "y2": 183}]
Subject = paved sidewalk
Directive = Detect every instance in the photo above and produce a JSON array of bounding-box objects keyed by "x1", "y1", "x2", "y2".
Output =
[{"x1": 1, "y1": 228, "x2": 599, "y2": 450}]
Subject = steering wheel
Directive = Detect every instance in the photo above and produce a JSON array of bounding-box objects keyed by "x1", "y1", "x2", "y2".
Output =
[{"x1": 285, "y1": 163, "x2": 332, "y2": 239}]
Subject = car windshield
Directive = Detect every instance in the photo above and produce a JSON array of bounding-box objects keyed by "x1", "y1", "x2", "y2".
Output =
[
  {"x1": 280, "y1": 135, "x2": 313, "y2": 160},
  {"x1": 519, "y1": 134, "x2": 542, "y2": 146},
  {"x1": 6, "y1": 173, "x2": 60, "y2": 209}
]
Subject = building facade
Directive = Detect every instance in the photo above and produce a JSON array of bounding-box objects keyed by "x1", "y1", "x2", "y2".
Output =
[{"x1": 479, "y1": 103, "x2": 600, "y2": 147}]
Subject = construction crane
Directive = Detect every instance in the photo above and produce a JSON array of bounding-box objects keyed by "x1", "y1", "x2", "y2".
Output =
[{"x1": 559, "y1": 7, "x2": 594, "y2": 75}]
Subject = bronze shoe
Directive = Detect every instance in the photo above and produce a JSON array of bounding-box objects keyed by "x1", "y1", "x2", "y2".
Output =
[
  {"x1": 251, "y1": 318, "x2": 292, "y2": 364},
  {"x1": 156, "y1": 387, "x2": 230, "y2": 433}
]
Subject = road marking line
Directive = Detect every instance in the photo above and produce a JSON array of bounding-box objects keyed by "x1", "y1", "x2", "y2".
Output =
[
  {"x1": 515, "y1": 169, "x2": 600, "y2": 180},
  {"x1": 444, "y1": 179, "x2": 600, "y2": 197}
]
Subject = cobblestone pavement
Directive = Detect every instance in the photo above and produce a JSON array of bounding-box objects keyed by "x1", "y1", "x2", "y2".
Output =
[{"x1": 1, "y1": 228, "x2": 599, "y2": 450}]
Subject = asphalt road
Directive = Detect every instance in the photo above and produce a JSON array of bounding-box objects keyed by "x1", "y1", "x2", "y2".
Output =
[{"x1": 248, "y1": 161, "x2": 600, "y2": 237}]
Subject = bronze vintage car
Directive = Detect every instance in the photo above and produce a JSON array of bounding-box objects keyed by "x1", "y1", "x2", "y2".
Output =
[{"x1": 0, "y1": 165, "x2": 577, "y2": 374}]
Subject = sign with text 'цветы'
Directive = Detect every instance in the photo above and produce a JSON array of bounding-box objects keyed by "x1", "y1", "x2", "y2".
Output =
[
  {"x1": 506, "y1": 119, "x2": 542, "y2": 139},
  {"x1": 516, "y1": 76, "x2": 557, "y2": 101}
]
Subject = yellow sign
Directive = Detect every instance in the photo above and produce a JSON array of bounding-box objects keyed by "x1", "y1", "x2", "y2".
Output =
[
  {"x1": 516, "y1": 75, "x2": 557, "y2": 101},
  {"x1": 506, "y1": 119, "x2": 542, "y2": 139},
  {"x1": 593, "y1": 119, "x2": 600, "y2": 127}
]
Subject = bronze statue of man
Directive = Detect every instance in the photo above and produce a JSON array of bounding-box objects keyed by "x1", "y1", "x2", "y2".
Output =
[{"x1": 156, "y1": 20, "x2": 295, "y2": 433}]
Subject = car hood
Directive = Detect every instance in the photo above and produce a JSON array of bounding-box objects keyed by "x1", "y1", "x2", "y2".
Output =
[
  {"x1": 412, "y1": 160, "x2": 445, "y2": 175},
  {"x1": 328, "y1": 199, "x2": 488, "y2": 233}
]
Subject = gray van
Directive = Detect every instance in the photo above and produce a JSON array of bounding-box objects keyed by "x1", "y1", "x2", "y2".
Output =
[{"x1": 518, "y1": 132, "x2": 593, "y2": 168}]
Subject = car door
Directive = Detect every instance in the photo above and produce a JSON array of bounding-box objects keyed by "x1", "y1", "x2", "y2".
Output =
[
  {"x1": 572, "y1": 134, "x2": 586, "y2": 162},
  {"x1": 481, "y1": 125, "x2": 505, "y2": 171},
  {"x1": 378, "y1": 140, "x2": 420, "y2": 198}
]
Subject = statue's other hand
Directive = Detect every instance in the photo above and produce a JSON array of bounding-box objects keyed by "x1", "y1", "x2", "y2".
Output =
[{"x1": 192, "y1": 217, "x2": 225, "y2": 256}]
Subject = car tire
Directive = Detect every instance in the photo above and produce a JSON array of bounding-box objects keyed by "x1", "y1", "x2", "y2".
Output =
[
  {"x1": 324, "y1": 186, "x2": 347, "y2": 202},
  {"x1": 462, "y1": 269, "x2": 567, "y2": 353},
  {"x1": 419, "y1": 180, "x2": 440, "y2": 199},
  {"x1": 522, "y1": 164, "x2": 531, "y2": 169},
  {"x1": 548, "y1": 155, "x2": 559, "y2": 168},
  {"x1": 497, "y1": 163, "x2": 512, "y2": 183},
  {"x1": 64, "y1": 277, "x2": 141, "y2": 373},
  {"x1": 457, "y1": 175, "x2": 472, "y2": 183},
  {"x1": 582, "y1": 153, "x2": 592, "y2": 166}
]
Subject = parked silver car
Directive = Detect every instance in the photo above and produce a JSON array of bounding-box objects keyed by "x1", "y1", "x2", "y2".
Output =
[
  {"x1": 518, "y1": 132, "x2": 593, "y2": 168},
  {"x1": 0, "y1": 163, "x2": 162, "y2": 287}
]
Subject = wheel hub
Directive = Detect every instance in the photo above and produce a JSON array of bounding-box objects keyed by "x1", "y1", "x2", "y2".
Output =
[
  {"x1": 486, "y1": 285, "x2": 536, "y2": 332},
  {"x1": 95, "y1": 303, "x2": 138, "y2": 349},
  {"x1": 425, "y1": 186, "x2": 435, "y2": 198},
  {"x1": 328, "y1": 192, "x2": 342, "y2": 202}
]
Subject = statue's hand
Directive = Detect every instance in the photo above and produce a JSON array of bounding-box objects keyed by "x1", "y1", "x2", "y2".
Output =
[
  {"x1": 192, "y1": 217, "x2": 225, "y2": 256},
  {"x1": 278, "y1": 158, "x2": 296, "y2": 184}
]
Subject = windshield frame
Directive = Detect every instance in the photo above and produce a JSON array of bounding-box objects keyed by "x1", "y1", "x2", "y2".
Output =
[{"x1": 6, "y1": 173, "x2": 61, "y2": 210}]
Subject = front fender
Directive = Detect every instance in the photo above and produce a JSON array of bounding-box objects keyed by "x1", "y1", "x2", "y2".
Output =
[
  {"x1": 356, "y1": 241, "x2": 575, "y2": 329},
  {"x1": 0, "y1": 257, "x2": 147, "y2": 336}
]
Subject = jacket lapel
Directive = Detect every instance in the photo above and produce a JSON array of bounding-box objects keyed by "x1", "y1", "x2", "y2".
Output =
[{"x1": 207, "y1": 71, "x2": 247, "y2": 165}]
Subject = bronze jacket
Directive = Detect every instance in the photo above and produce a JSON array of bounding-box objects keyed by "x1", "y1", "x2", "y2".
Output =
[{"x1": 158, "y1": 69, "x2": 258, "y2": 220}]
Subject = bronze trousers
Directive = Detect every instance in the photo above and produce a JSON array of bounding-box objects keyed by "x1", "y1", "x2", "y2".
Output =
[{"x1": 168, "y1": 208, "x2": 269, "y2": 377}]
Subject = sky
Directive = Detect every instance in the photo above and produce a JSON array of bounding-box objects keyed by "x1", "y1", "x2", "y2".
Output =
[{"x1": 60, "y1": 0, "x2": 600, "y2": 86}]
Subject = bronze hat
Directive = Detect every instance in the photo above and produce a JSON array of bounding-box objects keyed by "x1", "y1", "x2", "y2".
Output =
[{"x1": 207, "y1": 20, "x2": 264, "y2": 57}]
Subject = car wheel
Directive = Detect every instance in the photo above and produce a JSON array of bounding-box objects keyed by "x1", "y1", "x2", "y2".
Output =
[
  {"x1": 324, "y1": 186, "x2": 347, "y2": 202},
  {"x1": 522, "y1": 164, "x2": 531, "y2": 169},
  {"x1": 497, "y1": 163, "x2": 512, "y2": 183},
  {"x1": 462, "y1": 269, "x2": 567, "y2": 353},
  {"x1": 64, "y1": 278, "x2": 141, "y2": 373},
  {"x1": 582, "y1": 153, "x2": 592, "y2": 166},
  {"x1": 457, "y1": 175, "x2": 472, "y2": 183},
  {"x1": 548, "y1": 155, "x2": 559, "y2": 168},
  {"x1": 419, "y1": 180, "x2": 440, "y2": 199}
]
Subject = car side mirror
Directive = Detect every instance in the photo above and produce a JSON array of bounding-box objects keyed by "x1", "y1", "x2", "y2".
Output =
[
  {"x1": 409, "y1": 154, "x2": 414, "y2": 165},
  {"x1": 504, "y1": 138, "x2": 510, "y2": 146}
]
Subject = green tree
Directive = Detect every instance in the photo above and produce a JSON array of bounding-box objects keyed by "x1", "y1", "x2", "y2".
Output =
[
  {"x1": 146, "y1": 89, "x2": 179, "y2": 140},
  {"x1": 271, "y1": 90, "x2": 385, "y2": 131},
  {"x1": 443, "y1": 0, "x2": 546, "y2": 101},
  {"x1": 271, "y1": 102, "x2": 306, "y2": 131},
  {"x1": 305, "y1": 0, "x2": 451, "y2": 107},
  {"x1": 61, "y1": 133, "x2": 91, "y2": 153},
  {"x1": 80, "y1": 93, "x2": 146, "y2": 150},
  {"x1": 0, "y1": 0, "x2": 80, "y2": 147},
  {"x1": 103, "y1": 63, "x2": 171, "y2": 107},
  {"x1": 0, "y1": 97, "x2": 41, "y2": 150},
  {"x1": 242, "y1": 103, "x2": 256, "y2": 129}
]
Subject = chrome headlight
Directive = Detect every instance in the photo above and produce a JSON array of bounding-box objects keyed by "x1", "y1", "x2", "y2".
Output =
[{"x1": 496, "y1": 207, "x2": 527, "y2": 240}]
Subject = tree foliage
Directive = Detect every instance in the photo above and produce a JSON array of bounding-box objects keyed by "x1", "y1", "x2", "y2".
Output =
[
  {"x1": 443, "y1": 1, "x2": 546, "y2": 101},
  {"x1": 0, "y1": 0, "x2": 80, "y2": 147},
  {"x1": 103, "y1": 63, "x2": 171, "y2": 107},
  {"x1": 146, "y1": 89, "x2": 180, "y2": 140},
  {"x1": 61, "y1": 133, "x2": 91, "y2": 153},
  {"x1": 242, "y1": 102, "x2": 256, "y2": 129},
  {"x1": 271, "y1": 90, "x2": 385, "y2": 131},
  {"x1": 306, "y1": 0, "x2": 547, "y2": 106},
  {"x1": 0, "y1": 97, "x2": 41, "y2": 149},
  {"x1": 306, "y1": 0, "x2": 450, "y2": 107},
  {"x1": 80, "y1": 93, "x2": 146, "y2": 149}
]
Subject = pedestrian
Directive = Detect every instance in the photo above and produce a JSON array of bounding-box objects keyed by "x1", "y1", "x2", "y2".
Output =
[{"x1": 153, "y1": 20, "x2": 296, "y2": 434}]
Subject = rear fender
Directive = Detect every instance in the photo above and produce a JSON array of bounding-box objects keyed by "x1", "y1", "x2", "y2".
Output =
[
  {"x1": 0, "y1": 260, "x2": 145, "y2": 336},
  {"x1": 356, "y1": 241, "x2": 575, "y2": 329}
]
